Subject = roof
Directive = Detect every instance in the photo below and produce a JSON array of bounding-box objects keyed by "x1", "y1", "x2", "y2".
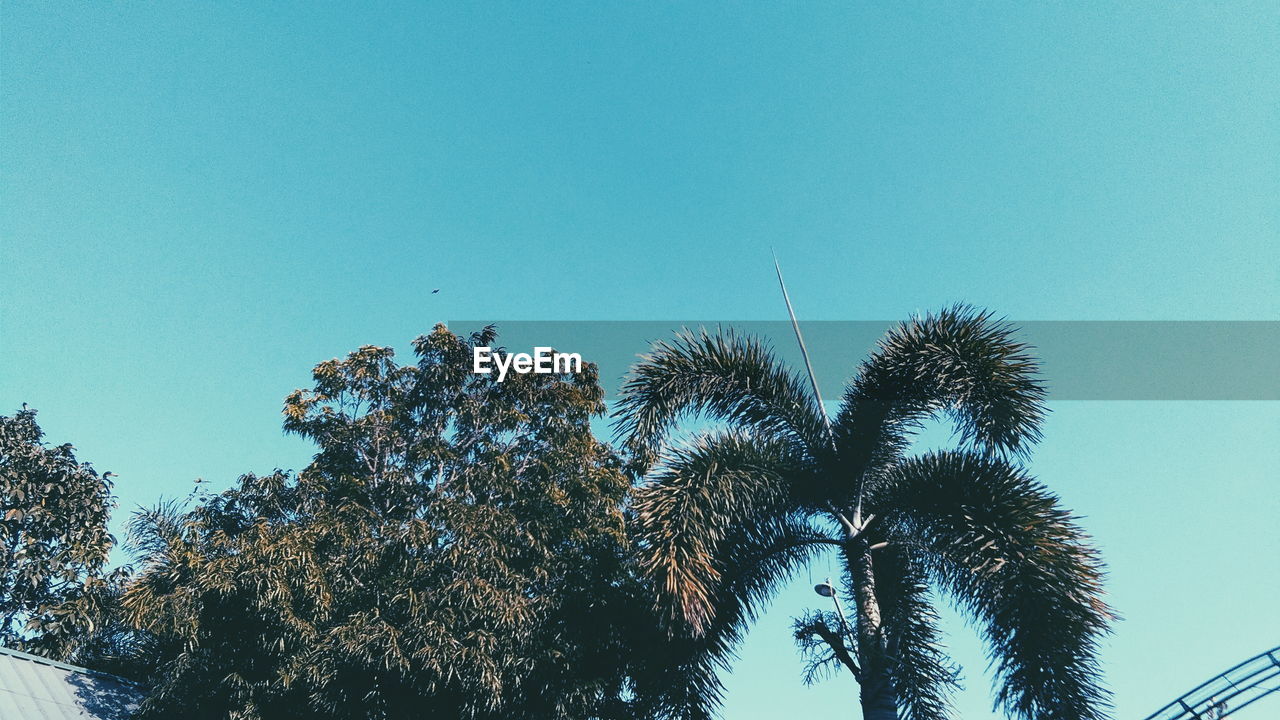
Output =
[{"x1": 0, "y1": 646, "x2": 143, "y2": 720}]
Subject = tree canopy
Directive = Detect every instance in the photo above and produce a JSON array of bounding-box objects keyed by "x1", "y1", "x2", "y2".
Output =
[
  {"x1": 0, "y1": 407, "x2": 120, "y2": 660},
  {"x1": 123, "y1": 325, "x2": 637, "y2": 719}
]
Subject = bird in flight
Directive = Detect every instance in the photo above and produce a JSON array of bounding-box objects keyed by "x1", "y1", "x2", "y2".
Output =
[{"x1": 432, "y1": 288, "x2": 440, "y2": 294}]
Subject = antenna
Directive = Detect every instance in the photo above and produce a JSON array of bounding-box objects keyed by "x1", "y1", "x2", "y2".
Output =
[
  {"x1": 774, "y1": 253, "x2": 867, "y2": 528},
  {"x1": 772, "y1": 251, "x2": 835, "y2": 446}
]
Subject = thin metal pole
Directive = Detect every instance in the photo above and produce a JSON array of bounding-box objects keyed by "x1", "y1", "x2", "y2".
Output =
[
  {"x1": 823, "y1": 577, "x2": 856, "y2": 650},
  {"x1": 831, "y1": 594, "x2": 853, "y2": 640},
  {"x1": 772, "y1": 252, "x2": 835, "y2": 448}
]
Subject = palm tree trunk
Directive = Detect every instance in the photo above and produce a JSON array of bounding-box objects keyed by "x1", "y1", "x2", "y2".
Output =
[{"x1": 845, "y1": 540, "x2": 899, "y2": 720}]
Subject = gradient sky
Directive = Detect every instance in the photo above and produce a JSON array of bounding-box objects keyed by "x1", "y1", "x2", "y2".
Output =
[{"x1": 3, "y1": 3, "x2": 1278, "y2": 718}]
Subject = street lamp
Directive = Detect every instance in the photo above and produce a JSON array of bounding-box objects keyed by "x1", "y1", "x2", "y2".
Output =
[{"x1": 814, "y1": 578, "x2": 854, "y2": 643}]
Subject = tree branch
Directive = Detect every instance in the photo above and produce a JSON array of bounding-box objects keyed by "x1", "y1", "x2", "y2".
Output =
[{"x1": 812, "y1": 620, "x2": 862, "y2": 680}]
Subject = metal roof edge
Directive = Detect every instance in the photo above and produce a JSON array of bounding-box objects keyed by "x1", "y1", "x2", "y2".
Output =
[{"x1": 0, "y1": 645, "x2": 141, "y2": 687}]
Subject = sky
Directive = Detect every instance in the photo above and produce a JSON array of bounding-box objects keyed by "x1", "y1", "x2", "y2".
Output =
[{"x1": 2, "y1": 2, "x2": 1278, "y2": 718}]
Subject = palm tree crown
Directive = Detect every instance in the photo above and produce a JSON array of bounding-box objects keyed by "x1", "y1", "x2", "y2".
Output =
[{"x1": 615, "y1": 306, "x2": 1113, "y2": 720}]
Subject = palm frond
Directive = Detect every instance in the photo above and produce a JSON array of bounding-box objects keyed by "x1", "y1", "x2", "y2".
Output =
[
  {"x1": 632, "y1": 514, "x2": 831, "y2": 720},
  {"x1": 873, "y1": 540, "x2": 959, "y2": 720},
  {"x1": 629, "y1": 431, "x2": 837, "y2": 720},
  {"x1": 632, "y1": 509, "x2": 830, "y2": 720},
  {"x1": 837, "y1": 306, "x2": 1047, "y2": 475},
  {"x1": 126, "y1": 499, "x2": 190, "y2": 562},
  {"x1": 877, "y1": 451, "x2": 1113, "y2": 720},
  {"x1": 613, "y1": 328, "x2": 828, "y2": 466},
  {"x1": 631, "y1": 432, "x2": 815, "y2": 634}
]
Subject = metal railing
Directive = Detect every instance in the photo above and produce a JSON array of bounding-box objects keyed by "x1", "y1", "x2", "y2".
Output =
[{"x1": 1142, "y1": 645, "x2": 1280, "y2": 720}]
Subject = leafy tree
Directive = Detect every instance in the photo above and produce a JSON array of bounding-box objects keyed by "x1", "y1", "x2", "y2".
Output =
[
  {"x1": 616, "y1": 307, "x2": 1114, "y2": 720},
  {"x1": 0, "y1": 407, "x2": 121, "y2": 660},
  {"x1": 123, "y1": 325, "x2": 636, "y2": 719}
]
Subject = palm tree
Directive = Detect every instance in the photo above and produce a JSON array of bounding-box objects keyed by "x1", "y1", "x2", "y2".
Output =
[{"x1": 616, "y1": 306, "x2": 1113, "y2": 720}]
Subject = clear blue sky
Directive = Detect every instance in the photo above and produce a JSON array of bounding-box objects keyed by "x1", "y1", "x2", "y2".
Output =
[{"x1": 2, "y1": 3, "x2": 1277, "y2": 718}]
